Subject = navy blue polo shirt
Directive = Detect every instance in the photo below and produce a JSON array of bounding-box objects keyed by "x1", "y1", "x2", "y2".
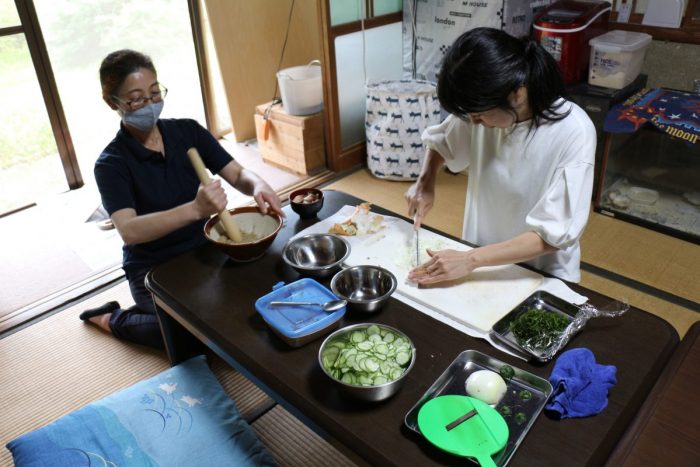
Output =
[{"x1": 95, "y1": 118, "x2": 233, "y2": 274}]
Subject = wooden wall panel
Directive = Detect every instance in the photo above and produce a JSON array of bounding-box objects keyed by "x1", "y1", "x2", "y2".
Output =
[{"x1": 204, "y1": 0, "x2": 322, "y2": 142}]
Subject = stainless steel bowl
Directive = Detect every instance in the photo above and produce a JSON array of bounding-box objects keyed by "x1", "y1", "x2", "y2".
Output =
[
  {"x1": 282, "y1": 234, "x2": 350, "y2": 278},
  {"x1": 318, "y1": 323, "x2": 416, "y2": 402},
  {"x1": 330, "y1": 265, "x2": 397, "y2": 313}
]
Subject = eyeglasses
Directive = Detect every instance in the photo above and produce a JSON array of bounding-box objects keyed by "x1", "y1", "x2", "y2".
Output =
[{"x1": 112, "y1": 84, "x2": 168, "y2": 111}]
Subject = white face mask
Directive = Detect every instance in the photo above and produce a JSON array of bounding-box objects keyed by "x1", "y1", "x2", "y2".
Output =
[{"x1": 119, "y1": 100, "x2": 164, "y2": 131}]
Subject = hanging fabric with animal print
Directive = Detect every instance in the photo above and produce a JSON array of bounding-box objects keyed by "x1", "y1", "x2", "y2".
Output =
[{"x1": 365, "y1": 79, "x2": 442, "y2": 180}]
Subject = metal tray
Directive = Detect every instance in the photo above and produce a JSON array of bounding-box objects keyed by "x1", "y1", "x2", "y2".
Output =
[
  {"x1": 405, "y1": 350, "x2": 552, "y2": 466},
  {"x1": 489, "y1": 291, "x2": 579, "y2": 362}
]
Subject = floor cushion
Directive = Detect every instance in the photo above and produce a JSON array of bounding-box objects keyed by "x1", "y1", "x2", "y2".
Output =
[{"x1": 6, "y1": 355, "x2": 277, "y2": 466}]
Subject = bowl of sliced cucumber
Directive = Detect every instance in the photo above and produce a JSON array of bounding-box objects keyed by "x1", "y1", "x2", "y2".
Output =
[{"x1": 318, "y1": 323, "x2": 416, "y2": 402}]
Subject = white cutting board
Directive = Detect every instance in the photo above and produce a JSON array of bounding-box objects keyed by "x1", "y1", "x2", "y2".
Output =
[{"x1": 294, "y1": 206, "x2": 543, "y2": 334}]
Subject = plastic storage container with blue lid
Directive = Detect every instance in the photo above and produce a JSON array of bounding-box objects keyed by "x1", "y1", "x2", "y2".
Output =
[{"x1": 255, "y1": 278, "x2": 346, "y2": 347}]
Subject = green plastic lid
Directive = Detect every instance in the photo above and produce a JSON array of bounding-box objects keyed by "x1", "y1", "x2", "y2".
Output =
[{"x1": 417, "y1": 395, "x2": 509, "y2": 467}]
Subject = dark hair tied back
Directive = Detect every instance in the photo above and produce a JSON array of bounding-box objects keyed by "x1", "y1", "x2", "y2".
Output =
[
  {"x1": 99, "y1": 49, "x2": 157, "y2": 98},
  {"x1": 437, "y1": 28, "x2": 570, "y2": 128},
  {"x1": 524, "y1": 38, "x2": 539, "y2": 60}
]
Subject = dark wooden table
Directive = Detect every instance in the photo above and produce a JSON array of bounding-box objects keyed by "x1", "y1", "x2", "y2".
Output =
[
  {"x1": 146, "y1": 190, "x2": 679, "y2": 467},
  {"x1": 605, "y1": 321, "x2": 700, "y2": 466}
]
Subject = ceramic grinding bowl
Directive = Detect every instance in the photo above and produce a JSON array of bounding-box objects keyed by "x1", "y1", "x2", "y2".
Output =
[{"x1": 204, "y1": 207, "x2": 282, "y2": 262}]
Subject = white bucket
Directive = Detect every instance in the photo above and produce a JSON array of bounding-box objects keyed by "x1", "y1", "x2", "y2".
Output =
[{"x1": 276, "y1": 60, "x2": 323, "y2": 116}]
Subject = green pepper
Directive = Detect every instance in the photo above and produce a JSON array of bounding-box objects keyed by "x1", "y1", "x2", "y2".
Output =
[
  {"x1": 499, "y1": 405, "x2": 512, "y2": 418},
  {"x1": 499, "y1": 364, "x2": 515, "y2": 381},
  {"x1": 514, "y1": 412, "x2": 527, "y2": 425},
  {"x1": 519, "y1": 389, "x2": 532, "y2": 401}
]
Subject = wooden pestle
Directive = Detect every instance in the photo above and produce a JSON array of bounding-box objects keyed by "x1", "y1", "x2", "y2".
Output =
[{"x1": 186, "y1": 147, "x2": 243, "y2": 243}]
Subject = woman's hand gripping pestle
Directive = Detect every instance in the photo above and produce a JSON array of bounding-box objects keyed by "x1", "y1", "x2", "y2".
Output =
[{"x1": 186, "y1": 147, "x2": 243, "y2": 243}]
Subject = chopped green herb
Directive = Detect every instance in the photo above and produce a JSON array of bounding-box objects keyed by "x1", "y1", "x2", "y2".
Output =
[
  {"x1": 509, "y1": 308, "x2": 570, "y2": 349},
  {"x1": 499, "y1": 406, "x2": 512, "y2": 418},
  {"x1": 499, "y1": 364, "x2": 515, "y2": 381},
  {"x1": 519, "y1": 389, "x2": 532, "y2": 401},
  {"x1": 514, "y1": 412, "x2": 527, "y2": 425}
]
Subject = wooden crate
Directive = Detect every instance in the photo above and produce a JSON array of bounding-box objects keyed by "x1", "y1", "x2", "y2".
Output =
[{"x1": 254, "y1": 102, "x2": 325, "y2": 175}]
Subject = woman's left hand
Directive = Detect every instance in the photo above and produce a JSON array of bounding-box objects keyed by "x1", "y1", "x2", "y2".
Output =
[
  {"x1": 408, "y1": 248, "x2": 476, "y2": 285},
  {"x1": 253, "y1": 183, "x2": 285, "y2": 218},
  {"x1": 219, "y1": 161, "x2": 285, "y2": 218}
]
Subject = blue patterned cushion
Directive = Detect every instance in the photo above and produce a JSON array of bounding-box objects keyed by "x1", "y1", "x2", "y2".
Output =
[{"x1": 6, "y1": 355, "x2": 277, "y2": 466}]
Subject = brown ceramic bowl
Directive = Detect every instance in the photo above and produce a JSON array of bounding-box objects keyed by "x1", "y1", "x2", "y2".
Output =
[
  {"x1": 289, "y1": 188, "x2": 324, "y2": 219},
  {"x1": 204, "y1": 207, "x2": 282, "y2": 262}
]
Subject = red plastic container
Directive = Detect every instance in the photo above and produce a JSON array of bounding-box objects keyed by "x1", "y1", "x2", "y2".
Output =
[{"x1": 533, "y1": 0, "x2": 611, "y2": 84}]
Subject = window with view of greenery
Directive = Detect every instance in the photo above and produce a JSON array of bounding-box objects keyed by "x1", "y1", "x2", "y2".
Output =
[{"x1": 0, "y1": 0, "x2": 203, "y2": 214}]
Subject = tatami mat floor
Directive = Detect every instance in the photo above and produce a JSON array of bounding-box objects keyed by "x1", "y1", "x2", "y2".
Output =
[
  {"x1": 0, "y1": 280, "x2": 356, "y2": 467},
  {"x1": 0, "y1": 138, "x2": 304, "y2": 334}
]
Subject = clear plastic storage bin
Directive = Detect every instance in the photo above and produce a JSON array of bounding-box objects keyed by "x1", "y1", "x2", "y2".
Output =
[{"x1": 588, "y1": 30, "x2": 652, "y2": 89}]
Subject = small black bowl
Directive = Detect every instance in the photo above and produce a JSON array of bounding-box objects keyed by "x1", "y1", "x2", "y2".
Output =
[{"x1": 289, "y1": 188, "x2": 324, "y2": 218}]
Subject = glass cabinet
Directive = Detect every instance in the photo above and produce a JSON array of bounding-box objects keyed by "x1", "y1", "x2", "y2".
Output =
[{"x1": 594, "y1": 124, "x2": 700, "y2": 244}]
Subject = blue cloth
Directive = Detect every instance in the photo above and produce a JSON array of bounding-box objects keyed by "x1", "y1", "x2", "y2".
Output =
[
  {"x1": 6, "y1": 355, "x2": 277, "y2": 467},
  {"x1": 94, "y1": 118, "x2": 233, "y2": 275},
  {"x1": 545, "y1": 348, "x2": 617, "y2": 419},
  {"x1": 603, "y1": 88, "x2": 700, "y2": 145}
]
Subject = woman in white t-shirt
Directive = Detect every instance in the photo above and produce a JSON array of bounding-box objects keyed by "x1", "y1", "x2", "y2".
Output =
[{"x1": 405, "y1": 28, "x2": 596, "y2": 284}]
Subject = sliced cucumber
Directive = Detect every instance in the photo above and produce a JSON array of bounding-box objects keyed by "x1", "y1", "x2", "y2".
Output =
[
  {"x1": 351, "y1": 331, "x2": 365, "y2": 343},
  {"x1": 321, "y1": 326, "x2": 413, "y2": 386},
  {"x1": 395, "y1": 351, "x2": 410, "y2": 366},
  {"x1": 357, "y1": 341, "x2": 373, "y2": 351}
]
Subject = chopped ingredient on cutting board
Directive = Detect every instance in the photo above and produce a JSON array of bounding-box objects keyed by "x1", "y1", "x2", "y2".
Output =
[{"x1": 397, "y1": 236, "x2": 451, "y2": 269}]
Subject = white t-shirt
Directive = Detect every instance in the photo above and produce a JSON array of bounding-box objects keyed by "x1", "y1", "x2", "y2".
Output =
[{"x1": 422, "y1": 100, "x2": 596, "y2": 282}]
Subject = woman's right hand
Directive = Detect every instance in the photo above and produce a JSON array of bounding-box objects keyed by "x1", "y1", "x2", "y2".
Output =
[
  {"x1": 405, "y1": 181, "x2": 434, "y2": 229},
  {"x1": 194, "y1": 180, "x2": 228, "y2": 219}
]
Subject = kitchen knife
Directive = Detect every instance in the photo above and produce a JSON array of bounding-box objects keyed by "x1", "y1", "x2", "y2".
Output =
[{"x1": 414, "y1": 214, "x2": 420, "y2": 267}]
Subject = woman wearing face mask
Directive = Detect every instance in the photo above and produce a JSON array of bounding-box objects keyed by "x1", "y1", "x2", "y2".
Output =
[
  {"x1": 80, "y1": 49, "x2": 284, "y2": 348},
  {"x1": 406, "y1": 28, "x2": 596, "y2": 285}
]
